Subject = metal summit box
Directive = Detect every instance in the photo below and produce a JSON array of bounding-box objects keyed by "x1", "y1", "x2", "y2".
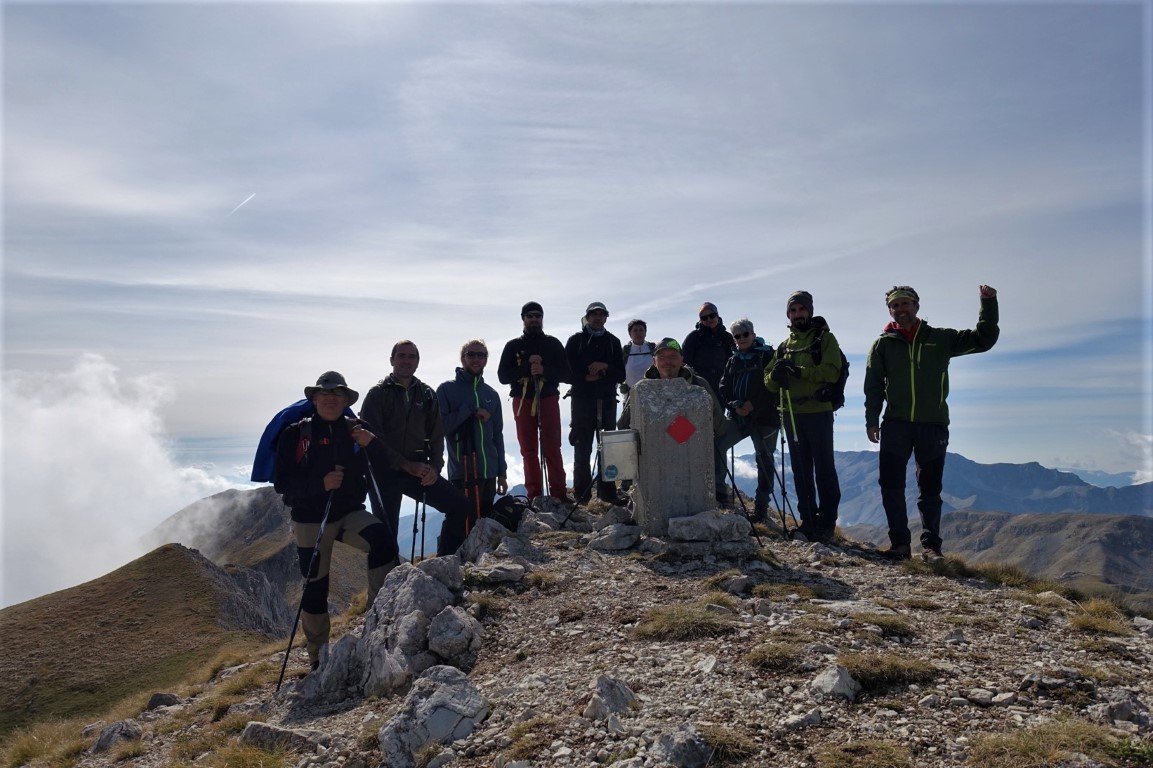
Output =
[{"x1": 600, "y1": 429, "x2": 639, "y2": 481}]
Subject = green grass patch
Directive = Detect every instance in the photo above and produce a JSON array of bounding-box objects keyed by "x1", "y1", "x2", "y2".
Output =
[
  {"x1": 633, "y1": 604, "x2": 737, "y2": 641},
  {"x1": 837, "y1": 652, "x2": 939, "y2": 693}
]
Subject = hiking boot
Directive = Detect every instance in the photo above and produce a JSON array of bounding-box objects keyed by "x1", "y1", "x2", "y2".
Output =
[
  {"x1": 882, "y1": 544, "x2": 912, "y2": 561},
  {"x1": 750, "y1": 505, "x2": 769, "y2": 524},
  {"x1": 920, "y1": 548, "x2": 944, "y2": 564}
]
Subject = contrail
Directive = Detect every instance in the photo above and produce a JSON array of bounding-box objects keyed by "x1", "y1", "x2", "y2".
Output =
[{"x1": 228, "y1": 193, "x2": 256, "y2": 216}]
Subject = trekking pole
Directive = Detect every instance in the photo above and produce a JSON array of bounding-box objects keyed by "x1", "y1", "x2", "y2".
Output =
[
  {"x1": 420, "y1": 438, "x2": 431, "y2": 561},
  {"x1": 729, "y1": 446, "x2": 736, "y2": 505},
  {"x1": 276, "y1": 481, "x2": 338, "y2": 692},
  {"x1": 410, "y1": 496, "x2": 419, "y2": 562},
  {"x1": 724, "y1": 459, "x2": 763, "y2": 547},
  {"x1": 534, "y1": 375, "x2": 549, "y2": 498},
  {"x1": 777, "y1": 398, "x2": 800, "y2": 539}
]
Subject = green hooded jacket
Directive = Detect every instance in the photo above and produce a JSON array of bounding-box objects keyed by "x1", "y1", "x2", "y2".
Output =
[
  {"x1": 863, "y1": 296, "x2": 999, "y2": 428},
  {"x1": 763, "y1": 318, "x2": 843, "y2": 416}
]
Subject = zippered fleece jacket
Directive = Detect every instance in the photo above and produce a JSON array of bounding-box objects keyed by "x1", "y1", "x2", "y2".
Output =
[
  {"x1": 358, "y1": 375, "x2": 445, "y2": 473},
  {"x1": 497, "y1": 332, "x2": 570, "y2": 399},
  {"x1": 864, "y1": 296, "x2": 999, "y2": 428},
  {"x1": 436, "y1": 368, "x2": 508, "y2": 482},
  {"x1": 764, "y1": 319, "x2": 843, "y2": 415}
]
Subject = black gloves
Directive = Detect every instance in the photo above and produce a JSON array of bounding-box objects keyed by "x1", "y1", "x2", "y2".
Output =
[{"x1": 770, "y1": 359, "x2": 800, "y2": 388}]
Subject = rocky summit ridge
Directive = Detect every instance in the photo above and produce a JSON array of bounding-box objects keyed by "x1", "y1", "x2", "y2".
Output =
[{"x1": 39, "y1": 500, "x2": 1153, "y2": 768}]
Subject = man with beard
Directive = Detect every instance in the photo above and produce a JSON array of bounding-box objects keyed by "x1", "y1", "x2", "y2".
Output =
[
  {"x1": 565, "y1": 301, "x2": 627, "y2": 505},
  {"x1": 765, "y1": 291, "x2": 843, "y2": 543},
  {"x1": 358, "y1": 340, "x2": 473, "y2": 557},
  {"x1": 497, "y1": 302, "x2": 572, "y2": 502},
  {"x1": 437, "y1": 339, "x2": 508, "y2": 528},
  {"x1": 682, "y1": 302, "x2": 738, "y2": 504},
  {"x1": 864, "y1": 285, "x2": 999, "y2": 562}
]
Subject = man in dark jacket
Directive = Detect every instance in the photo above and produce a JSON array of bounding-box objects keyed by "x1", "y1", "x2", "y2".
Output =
[
  {"x1": 682, "y1": 301, "x2": 736, "y2": 395},
  {"x1": 565, "y1": 301, "x2": 627, "y2": 504},
  {"x1": 864, "y1": 285, "x2": 999, "y2": 562},
  {"x1": 437, "y1": 339, "x2": 508, "y2": 529},
  {"x1": 358, "y1": 341, "x2": 472, "y2": 557},
  {"x1": 274, "y1": 371, "x2": 396, "y2": 669},
  {"x1": 497, "y1": 302, "x2": 571, "y2": 502},
  {"x1": 718, "y1": 318, "x2": 779, "y2": 522},
  {"x1": 765, "y1": 291, "x2": 844, "y2": 543}
]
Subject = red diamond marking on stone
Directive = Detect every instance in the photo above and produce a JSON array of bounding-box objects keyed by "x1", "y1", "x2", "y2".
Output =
[{"x1": 666, "y1": 415, "x2": 697, "y2": 444}]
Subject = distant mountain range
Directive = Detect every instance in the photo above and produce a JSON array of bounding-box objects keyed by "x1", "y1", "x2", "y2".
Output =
[{"x1": 733, "y1": 450, "x2": 1152, "y2": 528}]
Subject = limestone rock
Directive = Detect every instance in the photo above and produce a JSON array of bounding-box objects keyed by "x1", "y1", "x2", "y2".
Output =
[
  {"x1": 648, "y1": 723, "x2": 712, "y2": 768},
  {"x1": 1086, "y1": 689, "x2": 1151, "y2": 729},
  {"x1": 145, "y1": 692, "x2": 182, "y2": 710},
  {"x1": 810, "y1": 665, "x2": 862, "y2": 701},
  {"x1": 417, "y1": 555, "x2": 463, "y2": 593},
  {"x1": 367, "y1": 566, "x2": 455, "y2": 634},
  {"x1": 377, "y1": 666, "x2": 489, "y2": 768},
  {"x1": 582, "y1": 675, "x2": 640, "y2": 721},
  {"x1": 587, "y1": 524, "x2": 642, "y2": 551},
  {"x1": 457, "y1": 517, "x2": 508, "y2": 563},
  {"x1": 91, "y1": 720, "x2": 142, "y2": 753},
  {"x1": 428, "y1": 606, "x2": 484, "y2": 670},
  {"x1": 594, "y1": 506, "x2": 635, "y2": 531},
  {"x1": 237, "y1": 722, "x2": 328, "y2": 752},
  {"x1": 667, "y1": 508, "x2": 751, "y2": 542}
]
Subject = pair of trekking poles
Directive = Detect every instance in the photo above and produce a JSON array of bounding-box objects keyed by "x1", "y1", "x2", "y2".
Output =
[{"x1": 275, "y1": 443, "x2": 397, "y2": 692}]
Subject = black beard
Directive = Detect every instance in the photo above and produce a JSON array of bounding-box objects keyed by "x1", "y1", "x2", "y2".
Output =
[
  {"x1": 524, "y1": 326, "x2": 543, "y2": 336},
  {"x1": 791, "y1": 319, "x2": 811, "y2": 331}
]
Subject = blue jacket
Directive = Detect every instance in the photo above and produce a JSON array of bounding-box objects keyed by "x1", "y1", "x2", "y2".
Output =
[{"x1": 436, "y1": 369, "x2": 508, "y2": 482}]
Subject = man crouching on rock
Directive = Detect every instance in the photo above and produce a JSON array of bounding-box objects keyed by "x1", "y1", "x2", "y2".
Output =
[{"x1": 274, "y1": 371, "x2": 398, "y2": 670}]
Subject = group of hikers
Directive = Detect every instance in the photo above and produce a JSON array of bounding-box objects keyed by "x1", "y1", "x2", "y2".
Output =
[{"x1": 268, "y1": 284, "x2": 998, "y2": 669}]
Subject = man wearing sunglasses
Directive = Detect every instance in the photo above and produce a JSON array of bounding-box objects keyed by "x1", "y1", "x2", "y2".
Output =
[
  {"x1": 497, "y1": 302, "x2": 572, "y2": 503},
  {"x1": 682, "y1": 302, "x2": 736, "y2": 396},
  {"x1": 437, "y1": 340, "x2": 508, "y2": 531}
]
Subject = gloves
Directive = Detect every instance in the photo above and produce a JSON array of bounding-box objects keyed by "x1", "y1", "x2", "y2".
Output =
[{"x1": 770, "y1": 359, "x2": 800, "y2": 389}]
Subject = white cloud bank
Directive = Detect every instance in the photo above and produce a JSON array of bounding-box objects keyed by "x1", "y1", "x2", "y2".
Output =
[{"x1": 1, "y1": 354, "x2": 236, "y2": 607}]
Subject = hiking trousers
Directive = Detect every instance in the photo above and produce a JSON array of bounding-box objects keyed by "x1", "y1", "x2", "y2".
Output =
[
  {"x1": 373, "y1": 470, "x2": 473, "y2": 558},
  {"x1": 783, "y1": 410, "x2": 840, "y2": 536},
  {"x1": 294, "y1": 507, "x2": 394, "y2": 662},
  {"x1": 512, "y1": 395, "x2": 567, "y2": 499},
  {"x1": 569, "y1": 395, "x2": 619, "y2": 502},
  {"x1": 716, "y1": 419, "x2": 778, "y2": 507},
  {"x1": 878, "y1": 420, "x2": 948, "y2": 552}
]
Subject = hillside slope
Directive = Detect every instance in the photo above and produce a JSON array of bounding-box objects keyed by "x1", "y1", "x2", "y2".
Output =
[{"x1": 0, "y1": 544, "x2": 287, "y2": 735}]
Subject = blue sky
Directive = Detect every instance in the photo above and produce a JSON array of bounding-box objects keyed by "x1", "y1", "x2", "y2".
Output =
[{"x1": 2, "y1": 2, "x2": 1150, "y2": 601}]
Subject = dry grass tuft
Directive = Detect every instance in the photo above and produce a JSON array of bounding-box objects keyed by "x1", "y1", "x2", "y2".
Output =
[
  {"x1": 838, "y1": 652, "x2": 939, "y2": 693},
  {"x1": 214, "y1": 662, "x2": 278, "y2": 698},
  {"x1": 523, "y1": 570, "x2": 563, "y2": 592},
  {"x1": 702, "y1": 569, "x2": 744, "y2": 590},
  {"x1": 110, "y1": 739, "x2": 147, "y2": 762},
  {"x1": 752, "y1": 582, "x2": 819, "y2": 600},
  {"x1": 466, "y1": 592, "x2": 508, "y2": 618},
  {"x1": 632, "y1": 604, "x2": 737, "y2": 641},
  {"x1": 851, "y1": 612, "x2": 916, "y2": 639},
  {"x1": 967, "y1": 718, "x2": 1153, "y2": 767},
  {"x1": 698, "y1": 723, "x2": 757, "y2": 764},
  {"x1": 505, "y1": 717, "x2": 560, "y2": 760},
  {"x1": 1, "y1": 719, "x2": 89, "y2": 768},
  {"x1": 200, "y1": 743, "x2": 290, "y2": 768},
  {"x1": 1071, "y1": 597, "x2": 1132, "y2": 636},
  {"x1": 815, "y1": 739, "x2": 912, "y2": 767},
  {"x1": 746, "y1": 642, "x2": 803, "y2": 671}
]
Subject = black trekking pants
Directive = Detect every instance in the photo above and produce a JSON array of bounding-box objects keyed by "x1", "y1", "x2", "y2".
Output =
[
  {"x1": 372, "y1": 470, "x2": 473, "y2": 558},
  {"x1": 784, "y1": 410, "x2": 840, "y2": 536},
  {"x1": 878, "y1": 420, "x2": 948, "y2": 552},
  {"x1": 569, "y1": 395, "x2": 618, "y2": 502}
]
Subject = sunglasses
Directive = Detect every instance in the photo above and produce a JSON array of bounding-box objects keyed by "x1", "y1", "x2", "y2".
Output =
[
  {"x1": 700, "y1": 313, "x2": 718, "y2": 321},
  {"x1": 523, "y1": 312, "x2": 543, "y2": 319},
  {"x1": 733, "y1": 331, "x2": 753, "y2": 339},
  {"x1": 464, "y1": 351, "x2": 488, "y2": 359}
]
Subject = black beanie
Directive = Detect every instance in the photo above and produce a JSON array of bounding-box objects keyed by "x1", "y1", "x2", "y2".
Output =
[
  {"x1": 786, "y1": 290, "x2": 814, "y2": 316},
  {"x1": 521, "y1": 301, "x2": 544, "y2": 317}
]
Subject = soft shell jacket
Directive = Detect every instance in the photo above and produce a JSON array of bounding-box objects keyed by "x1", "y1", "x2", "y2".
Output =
[
  {"x1": 864, "y1": 297, "x2": 999, "y2": 427},
  {"x1": 718, "y1": 339, "x2": 779, "y2": 429},
  {"x1": 565, "y1": 326, "x2": 626, "y2": 399},
  {"x1": 497, "y1": 332, "x2": 570, "y2": 399},
  {"x1": 763, "y1": 318, "x2": 843, "y2": 415},
  {"x1": 273, "y1": 416, "x2": 389, "y2": 524},
  {"x1": 358, "y1": 375, "x2": 445, "y2": 473},
  {"x1": 618, "y1": 364, "x2": 727, "y2": 436},
  {"x1": 681, "y1": 324, "x2": 736, "y2": 394},
  {"x1": 436, "y1": 368, "x2": 508, "y2": 481}
]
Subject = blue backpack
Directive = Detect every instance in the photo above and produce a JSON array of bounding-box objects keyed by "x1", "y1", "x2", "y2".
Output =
[{"x1": 250, "y1": 399, "x2": 356, "y2": 482}]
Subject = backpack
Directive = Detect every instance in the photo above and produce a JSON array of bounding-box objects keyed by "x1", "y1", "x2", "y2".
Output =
[
  {"x1": 777, "y1": 317, "x2": 850, "y2": 410},
  {"x1": 489, "y1": 494, "x2": 531, "y2": 532},
  {"x1": 250, "y1": 399, "x2": 356, "y2": 482}
]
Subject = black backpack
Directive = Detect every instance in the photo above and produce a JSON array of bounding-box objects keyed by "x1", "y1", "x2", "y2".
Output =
[
  {"x1": 490, "y1": 494, "x2": 531, "y2": 532},
  {"x1": 778, "y1": 317, "x2": 850, "y2": 410}
]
